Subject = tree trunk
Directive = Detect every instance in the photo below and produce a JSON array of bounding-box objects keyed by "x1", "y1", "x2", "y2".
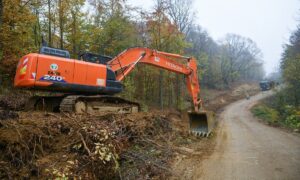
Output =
[
  {"x1": 34, "y1": 8, "x2": 41, "y2": 48},
  {"x1": 0, "y1": 0, "x2": 3, "y2": 27},
  {"x1": 159, "y1": 70, "x2": 163, "y2": 109},
  {"x1": 48, "y1": 0, "x2": 52, "y2": 47},
  {"x1": 58, "y1": 0, "x2": 63, "y2": 49},
  {"x1": 0, "y1": 0, "x2": 3, "y2": 60},
  {"x1": 71, "y1": 10, "x2": 76, "y2": 57},
  {"x1": 175, "y1": 74, "x2": 181, "y2": 108}
]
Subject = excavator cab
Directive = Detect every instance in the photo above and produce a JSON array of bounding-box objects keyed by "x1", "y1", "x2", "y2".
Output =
[
  {"x1": 78, "y1": 52, "x2": 112, "y2": 65},
  {"x1": 188, "y1": 111, "x2": 214, "y2": 136}
]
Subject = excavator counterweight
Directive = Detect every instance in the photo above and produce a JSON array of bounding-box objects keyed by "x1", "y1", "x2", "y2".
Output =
[{"x1": 14, "y1": 46, "x2": 215, "y2": 136}]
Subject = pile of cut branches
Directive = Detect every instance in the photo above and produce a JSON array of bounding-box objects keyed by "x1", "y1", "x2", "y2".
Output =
[
  {"x1": 0, "y1": 111, "x2": 192, "y2": 179},
  {"x1": 0, "y1": 91, "x2": 29, "y2": 120}
]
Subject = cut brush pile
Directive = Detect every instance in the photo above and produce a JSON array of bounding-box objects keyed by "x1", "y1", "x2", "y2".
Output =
[{"x1": 0, "y1": 110, "x2": 194, "y2": 179}]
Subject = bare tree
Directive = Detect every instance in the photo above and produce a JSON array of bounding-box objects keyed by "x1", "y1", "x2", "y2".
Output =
[
  {"x1": 220, "y1": 34, "x2": 263, "y2": 86},
  {"x1": 48, "y1": 0, "x2": 52, "y2": 46},
  {"x1": 166, "y1": 0, "x2": 195, "y2": 34},
  {"x1": 58, "y1": 0, "x2": 63, "y2": 49},
  {"x1": 186, "y1": 25, "x2": 222, "y2": 87}
]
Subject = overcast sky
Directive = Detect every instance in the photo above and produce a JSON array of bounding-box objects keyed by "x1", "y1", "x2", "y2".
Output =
[{"x1": 127, "y1": 0, "x2": 300, "y2": 75}]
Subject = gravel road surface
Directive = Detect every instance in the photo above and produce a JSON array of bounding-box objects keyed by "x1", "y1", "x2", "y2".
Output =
[{"x1": 199, "y1": 91, "x2": 300, "y2": 180}]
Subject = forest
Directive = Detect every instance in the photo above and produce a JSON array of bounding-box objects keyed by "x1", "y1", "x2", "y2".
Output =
[
  {"x1": 0, "y1": 0, "x2": 265, "y2": 109},
  {"x1": 1, "y1": 0, "x2": 300, "y2": 179}
]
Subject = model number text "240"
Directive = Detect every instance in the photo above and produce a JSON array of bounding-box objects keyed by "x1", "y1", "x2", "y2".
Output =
[{"x1": 43, "y1": 75, "x2": 64, "y2": 81}]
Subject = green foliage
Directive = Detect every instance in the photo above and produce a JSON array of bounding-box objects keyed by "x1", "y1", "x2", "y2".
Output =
[
  {"x1": 0, "y1": 0, "x2": 37, "y2": 78},
  {"x1": 281, "y1": 26, "x2": 300, "y2": 108},
  {"x1": 251, "y1": 104, "x2": 279, "y2": 124},
  {"x1": 282, "y1": 105, "x2": 300, "y2": 129},
  {"x1": 281, "y1": 55, "x2": 300, "y2": 107},
  {"x1": 197, "y1": 52, "x2": 209, "y2": 81},
  {"x1": 252, "y1": 96, "x2": 300, "y2": 130},
  {"x1": 120, "y1": 74, "x2": 136, "y2": 101},
  {"x1": 64, "y1": 0, "x2": 86, "y2": 58},
  {"x1": 99, "y1": 15, "x2": 137, "y2": 56}
]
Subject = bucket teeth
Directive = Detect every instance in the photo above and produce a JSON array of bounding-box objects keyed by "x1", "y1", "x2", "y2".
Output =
[
  {"x1": 190, "y1": 130, "x2": 211, "y2": 137},
  {"x1": 206, "y1": 132, "x2": 211, "y2": 137},
  {"x1": 193, "y1": 131, "x2": 197, "y2": 136}
]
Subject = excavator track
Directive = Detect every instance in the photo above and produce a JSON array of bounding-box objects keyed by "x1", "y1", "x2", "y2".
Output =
[
  {"x1": 60, "y1": 95, "x2": 81, "y2": 113},
  {"x1": 25, "y1": 95, "x2": 139, "y2": 115},
  {"x1": 64, "y1": 95, "x2": 140, "y2": 115}
]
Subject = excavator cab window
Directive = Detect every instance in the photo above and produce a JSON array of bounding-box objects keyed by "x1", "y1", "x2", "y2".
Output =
[{"x1": 78, "y1": 52, "x2": 112, "y2": 65}]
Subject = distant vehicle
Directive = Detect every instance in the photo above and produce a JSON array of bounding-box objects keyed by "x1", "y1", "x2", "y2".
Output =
[{"x1": 259, "y1": 81, "x2": 275, "y2": 91}]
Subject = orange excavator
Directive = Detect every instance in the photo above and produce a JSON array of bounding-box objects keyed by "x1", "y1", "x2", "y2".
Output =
[{"x1": 14, "y1": 46, "x2": 214, "y2": 136}]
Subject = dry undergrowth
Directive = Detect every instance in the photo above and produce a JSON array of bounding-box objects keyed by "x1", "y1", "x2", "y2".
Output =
[{"x1": 0, "y1": 110, "x2": 197, "y2": 179}]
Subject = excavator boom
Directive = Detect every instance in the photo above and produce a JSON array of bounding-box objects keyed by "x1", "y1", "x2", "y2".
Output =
[{"x1": 107, "y1": 47, "x2": 201, "y2": 112}]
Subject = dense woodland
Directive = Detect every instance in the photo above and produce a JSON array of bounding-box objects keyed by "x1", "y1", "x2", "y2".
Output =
[
  {"x1": 274, "y1": 24, "x2": 300, "y2": 128},
  {"x1": 281, "y1": 26, "x2": 300, "y2": 108},
  {"x1": 0, "y1": 0, "x2": 265, "y2": 109}
]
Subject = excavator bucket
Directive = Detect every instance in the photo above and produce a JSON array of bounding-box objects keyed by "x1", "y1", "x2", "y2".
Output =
[{"x1": 188, "y1": 111, "x2": 215, "y2": 137}]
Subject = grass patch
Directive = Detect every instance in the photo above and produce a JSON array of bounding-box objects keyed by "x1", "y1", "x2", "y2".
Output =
[{"x1": 251, "y1": 104, "x2": 279, "y2": 125}]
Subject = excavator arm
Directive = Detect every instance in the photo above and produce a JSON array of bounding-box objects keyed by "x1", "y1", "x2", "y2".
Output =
[
  {"x1": 107, "y1": 47, "x2": 202, "y2": 112},
  {"x1": 108, "y1": 47, "x2": 214, "y2": 136}
]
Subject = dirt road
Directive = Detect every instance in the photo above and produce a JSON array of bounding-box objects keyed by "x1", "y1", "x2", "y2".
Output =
[{"x1": 195, "y1": 91, "x2": 300, "y2": 180}]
